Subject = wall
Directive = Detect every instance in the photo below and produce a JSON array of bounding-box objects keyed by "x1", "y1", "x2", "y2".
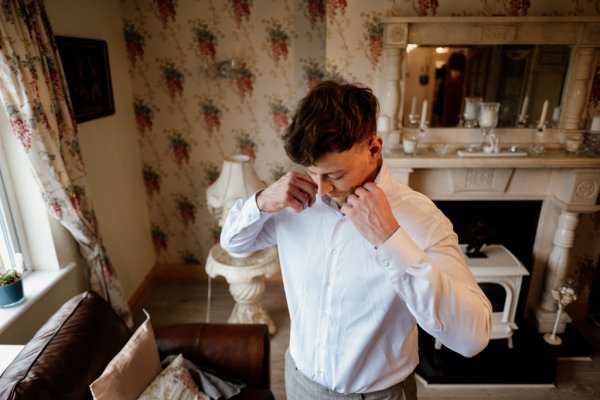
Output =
[
  {"x1": 119, "y1": 0, "x2": 600, "y2": 289},
  {"x1": 45, "y1": 0, "x2": 155, "y2": 298}
]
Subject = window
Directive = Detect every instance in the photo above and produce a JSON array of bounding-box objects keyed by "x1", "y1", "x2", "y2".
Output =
[{"x1": 0, "y1": 141, "x2": 27, "y2": 274}]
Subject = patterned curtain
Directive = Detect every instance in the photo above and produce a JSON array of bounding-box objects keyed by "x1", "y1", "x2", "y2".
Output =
[{"x1": 0, "y1": 0, "x2": 132, "y2": 325}]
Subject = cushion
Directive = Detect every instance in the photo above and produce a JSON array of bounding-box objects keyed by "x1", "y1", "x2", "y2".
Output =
[
  {"x1": 90, "y1": 312, "x2": 161, "y2": 400},
  {"x1": 161, "y1": 354, "x2": 245, "y2": 399},
  {"x1": 0, "y1": 291, "x2": 131, "y2": 400},
  {"x1": 138, "y1": 354, "x2": 209, "y2": 400}
]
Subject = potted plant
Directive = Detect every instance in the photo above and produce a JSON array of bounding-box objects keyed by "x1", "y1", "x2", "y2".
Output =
[{"x1": 0, "y1": 269, "x2": 25, "y2": 307}]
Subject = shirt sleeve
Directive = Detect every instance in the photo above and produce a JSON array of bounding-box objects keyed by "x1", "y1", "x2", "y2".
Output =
[
  {"x1": 375, "y1": 219, "x2": 492, "y2": 358},
  {"x1": 220, "y1": 192, "x2": 277, "y2": 254}
]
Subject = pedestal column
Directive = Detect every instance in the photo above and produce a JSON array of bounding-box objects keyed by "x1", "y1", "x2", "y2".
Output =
[
  {"x1": 540, "y1": 210, "x2": 579, "y2": 312},
  {"x1": 381, "y1": 22, "x2": 408, "y2": 130},
  {"x1": 206, "y1": 244, "x2": 280, "y2": 335},
  {"x1": 380, "y1": 47, "x2": 403, "y2": 130},
  {"x1": 560, "y1": 46, "x2": 595, "y2": 131},
  {"x1": 534, "y1": 170, "x2": 600, "y2": 333}
]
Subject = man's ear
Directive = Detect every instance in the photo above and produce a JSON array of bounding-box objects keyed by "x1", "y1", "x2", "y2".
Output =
[{"x1": 370, "y1": 135, "x2": 383, "y2": 160}]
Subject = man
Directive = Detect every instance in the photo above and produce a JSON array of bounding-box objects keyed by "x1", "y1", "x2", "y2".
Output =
[{"x1": 221, "y1": 81, "x2": 492, "y2": 399}]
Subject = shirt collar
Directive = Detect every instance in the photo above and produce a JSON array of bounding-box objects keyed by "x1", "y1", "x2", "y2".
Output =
[{"x1": 320, "y1": 157, "x2": 393, "y2": 209}]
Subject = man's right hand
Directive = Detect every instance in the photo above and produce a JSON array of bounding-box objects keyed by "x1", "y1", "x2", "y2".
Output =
[{"x1": 256, "y1": 172, "x2": 317, "y2": 213}]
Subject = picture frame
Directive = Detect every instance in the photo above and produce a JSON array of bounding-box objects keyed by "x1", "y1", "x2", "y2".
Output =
[{"x1": 56, "y1": 36, "x2": 115, "y2": 123}]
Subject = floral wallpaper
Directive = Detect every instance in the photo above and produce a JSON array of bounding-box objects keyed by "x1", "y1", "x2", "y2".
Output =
[{"x1": 119, "y1": 0, "x2": 600, "y2": 293}]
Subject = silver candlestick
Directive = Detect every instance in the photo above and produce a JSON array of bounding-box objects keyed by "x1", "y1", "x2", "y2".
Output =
[{"x1": 543, "y1": 280, "x2": 577, "y2": 346}]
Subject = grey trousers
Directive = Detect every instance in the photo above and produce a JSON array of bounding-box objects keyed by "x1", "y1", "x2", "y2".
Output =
[{"x1": 284, "y1": 350, "x2": 418, "y2": 400}]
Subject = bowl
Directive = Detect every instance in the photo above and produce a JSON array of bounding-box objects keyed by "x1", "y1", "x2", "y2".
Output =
[{"x1": 434, "y1": 144, "x2": 453, "y2": 156}]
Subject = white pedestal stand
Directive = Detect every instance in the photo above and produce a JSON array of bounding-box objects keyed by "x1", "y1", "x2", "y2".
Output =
[{"x1": 205, "y1": 244, "x2": 280, "y2": 335}]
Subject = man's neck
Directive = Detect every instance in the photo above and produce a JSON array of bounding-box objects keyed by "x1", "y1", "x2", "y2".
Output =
[{"x1": 363, "y1": 156, "x2": 383, "y2": 185}]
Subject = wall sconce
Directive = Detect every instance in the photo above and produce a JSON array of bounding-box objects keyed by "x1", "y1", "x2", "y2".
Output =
[
  {"x1": 201, "y1": 58, "x2": 242, "y2": 79},
  {"x1": 216, "y1": 58, "x2": 240, "y2": 79}
]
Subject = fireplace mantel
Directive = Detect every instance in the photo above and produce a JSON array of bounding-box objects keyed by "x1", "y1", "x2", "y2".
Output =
[
  {"x1": 385, "y1": 150, "x2": 600, "y2": 333},
  {"x1": 386, "y1": 149, "x2": 599, "y2": 169}
]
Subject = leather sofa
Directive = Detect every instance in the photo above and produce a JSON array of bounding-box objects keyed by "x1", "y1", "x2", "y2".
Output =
[{"x1": 0, "y1": 291, "x2": 274, "y2": 400}]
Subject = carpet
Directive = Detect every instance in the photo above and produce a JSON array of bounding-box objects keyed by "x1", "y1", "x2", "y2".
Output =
[{"x1": 415, "y1": 322, "x2": 592, "y2": 385}]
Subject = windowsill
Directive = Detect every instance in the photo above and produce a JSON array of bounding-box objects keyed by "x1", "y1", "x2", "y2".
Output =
[{"x1": 0, "y1": 262, "x2": 76, "y2": 336}]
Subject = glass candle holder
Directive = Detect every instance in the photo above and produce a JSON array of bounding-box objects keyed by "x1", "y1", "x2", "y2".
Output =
[
  {"x1": 402, "y1": 133, "x2": 418, "y2": 156},
  {"x1": 463, "y1": 97, "x2": 482, "y2": 128},
  {"x1": 479, "y1": 102, "x2": 500, "y2": 130}
]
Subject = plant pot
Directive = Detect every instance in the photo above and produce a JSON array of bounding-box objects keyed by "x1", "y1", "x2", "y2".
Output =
[{"x1": 0, "y1": 279, "x2": 25, "y2": 308}]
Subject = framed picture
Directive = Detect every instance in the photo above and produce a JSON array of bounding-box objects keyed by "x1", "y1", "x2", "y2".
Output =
[{"x1": 56, "y1": 36, "x2": 115, "y2": 123}]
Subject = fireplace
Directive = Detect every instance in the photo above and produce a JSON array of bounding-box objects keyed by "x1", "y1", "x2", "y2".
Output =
[
  {"x1": 385, "y1": 162, "x2": 599, "y2": 385},
  {"x1": 435, "y1": 200, "x2": 542, "y2": 320}
]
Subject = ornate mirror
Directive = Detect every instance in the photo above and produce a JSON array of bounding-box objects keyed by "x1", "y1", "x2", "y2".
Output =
[{"x1": 380, "y1": 16, "x2": 600, "y2": 135}]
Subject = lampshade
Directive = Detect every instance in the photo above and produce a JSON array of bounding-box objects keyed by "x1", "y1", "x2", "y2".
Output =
[{"x1": 207, "y1": 154, "x2": 266, "y2": 226}]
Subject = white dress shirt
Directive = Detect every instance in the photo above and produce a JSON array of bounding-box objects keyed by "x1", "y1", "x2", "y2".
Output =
[{"x1": 221, "y1": 161, "x2": 492, "y2": 394}]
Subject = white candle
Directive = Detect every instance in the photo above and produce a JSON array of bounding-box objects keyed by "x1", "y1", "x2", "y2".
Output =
[
  {"x1": 377, "y1": 115, "x2": 390, "y2": 132},
  {"x1": 479, "y1": 109, "x2": 493, "y2": 128},
  {"x1": 538, "y1": 100, "x2": 549, "y2": 129},
  {"x1": 420, "y1": 100, "x2": 428, "y2": 129},
  {"x1": 591, "y1": 115, "x2": 600, "y2": 132},
  {"x1": 519, "y1": 96, "x2": 529, "y2": 121},
  {"x1": 410, "y1": 96, "x2": 416, "y2": 116},
  {"x1": 552, "y1": 106, "x2": 561, "y2": 122},
  {"x1": 464, "y1": 99, "x2": 476, "y2": 119}
]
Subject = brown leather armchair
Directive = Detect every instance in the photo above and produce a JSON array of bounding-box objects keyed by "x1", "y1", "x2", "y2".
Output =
[
  {"x1": 0, "y1": 291, "x2": 274, "y2": 400},
  {"x1": 156, "y1": 323, "x2": 273, "y2": 400}
]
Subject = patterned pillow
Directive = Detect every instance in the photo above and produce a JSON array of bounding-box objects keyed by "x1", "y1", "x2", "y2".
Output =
[{"x1": 138, "y1": 354, "x2": 209, "y2": 400}]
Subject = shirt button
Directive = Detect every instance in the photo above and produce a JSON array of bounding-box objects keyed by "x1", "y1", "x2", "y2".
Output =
[
  {"x1": 318, "y1": 369, "x2": 323, "y2": 375},
  {"x1": 332, "y1": 249, "x2": 337, "y2": 255}
]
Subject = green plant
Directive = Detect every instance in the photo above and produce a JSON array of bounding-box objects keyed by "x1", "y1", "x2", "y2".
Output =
[{"x1": 0, "y1": 269, "x2": 20, "y2": 286}]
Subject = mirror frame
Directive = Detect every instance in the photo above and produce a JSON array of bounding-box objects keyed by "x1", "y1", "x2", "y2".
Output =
[{"x1": 380, "y1": 16, "x2": 600, "y2": 135}]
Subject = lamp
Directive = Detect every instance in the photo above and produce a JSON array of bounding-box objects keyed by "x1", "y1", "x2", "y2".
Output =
[
  {"x1": 207, "y1": 154, "x2": 265, "y2": 231},
  {"x1": 543, "y1": 279, "x2": 577, "y2": 346},
  {"x1": 204, "y1": 154, "x2": 279, "y2": 334}
]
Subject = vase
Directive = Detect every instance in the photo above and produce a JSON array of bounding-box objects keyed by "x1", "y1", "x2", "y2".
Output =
[{"x1": 0, "y1": 279, "x2": 25, "y2": 308}]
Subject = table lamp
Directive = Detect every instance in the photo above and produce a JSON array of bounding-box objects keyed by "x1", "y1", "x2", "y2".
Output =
[{"x1": 207, "y1": 154, "x2": 265, "y2": 237}]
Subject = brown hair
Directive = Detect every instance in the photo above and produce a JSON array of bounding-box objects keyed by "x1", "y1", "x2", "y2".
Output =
[{"x1": 282, "y1": 81, "x2": 379, "y2": 166}]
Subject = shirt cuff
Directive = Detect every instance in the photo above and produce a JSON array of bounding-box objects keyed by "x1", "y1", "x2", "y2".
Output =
[
  {"x1": 230, "y1": 191, "x2": 268, "y2": 227},
  {"x1": 375, "y1": 227, "x2": 425, "y2": 274}
]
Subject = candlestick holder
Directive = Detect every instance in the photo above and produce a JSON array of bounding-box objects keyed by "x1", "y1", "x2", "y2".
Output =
[
  {"x1": 517, "y1": 115, "x2": 529, "y2": 128},
  {"x1": 407, "y1": 113, "x2": 419, "y2": 128},
  {"x1": 529, "y1": 125, "x2": 546, "y2": 155},
  {"x1": 478, "y1": 102, "x2": 500, "y2": 150},
  {"x1": 544, "y1": 279, "x2": 577, "y2": 346}
]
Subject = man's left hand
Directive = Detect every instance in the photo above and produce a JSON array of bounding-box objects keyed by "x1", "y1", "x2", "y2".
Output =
[{"x1": 340, "y1": 182, "x2": 399, "y2": 248}]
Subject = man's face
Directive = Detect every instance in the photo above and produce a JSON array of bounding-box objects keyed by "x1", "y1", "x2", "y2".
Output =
[{"x1": 305, "y1": 136, "x2": 382, "y2": 206}]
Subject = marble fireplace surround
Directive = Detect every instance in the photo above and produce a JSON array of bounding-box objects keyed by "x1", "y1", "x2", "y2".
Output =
[
  {"x1": 379, "y1": 16, "x2": 600, "y2": 332},
  {"x1": 385, "y1": 142, "x2": 600, "y2": 332}
]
